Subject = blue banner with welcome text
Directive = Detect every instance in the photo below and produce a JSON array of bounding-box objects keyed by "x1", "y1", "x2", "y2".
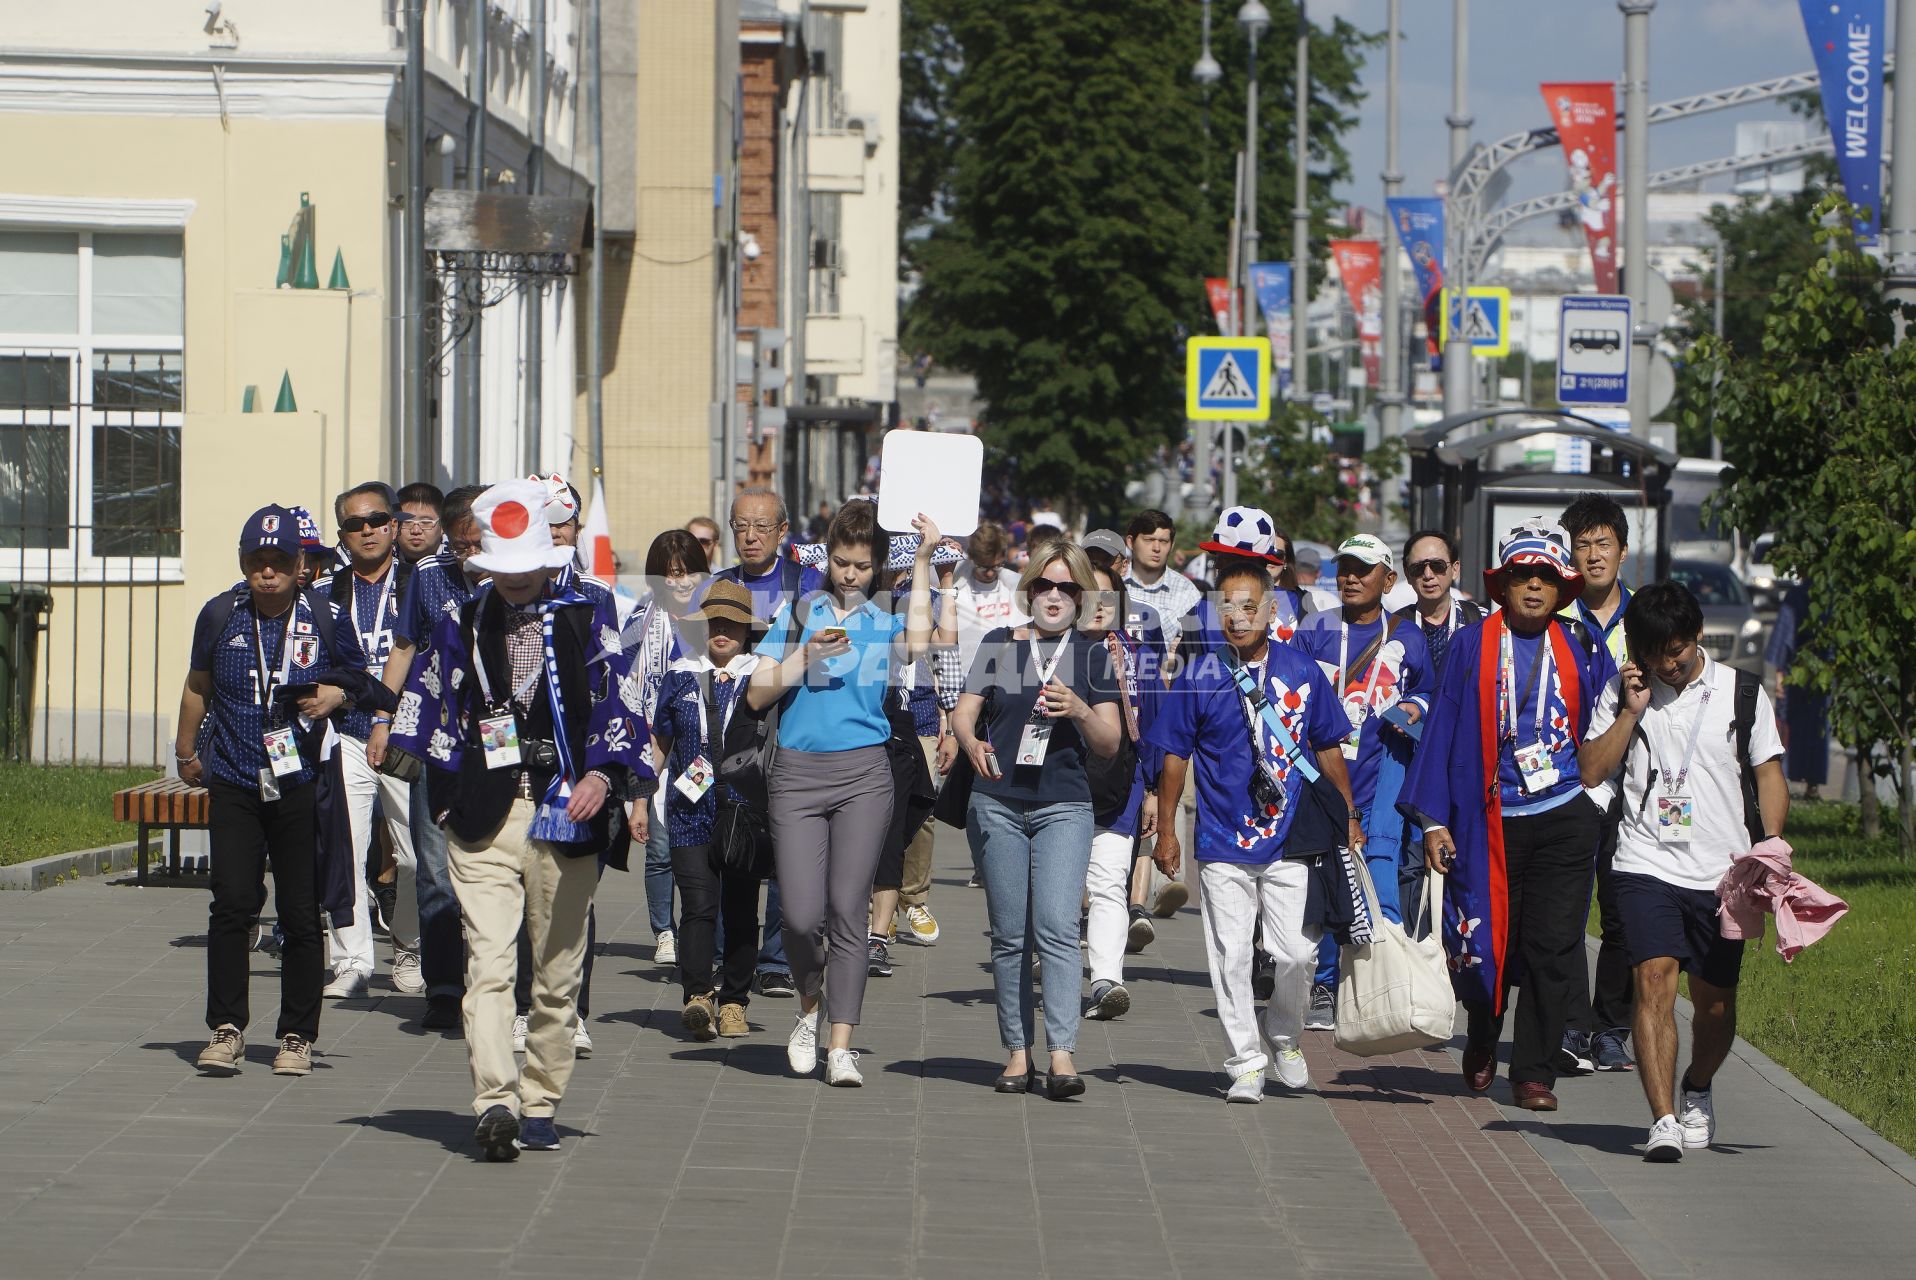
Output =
[{"x1": 1800, "y1": 0, "x2": 1883, "y2": 240}]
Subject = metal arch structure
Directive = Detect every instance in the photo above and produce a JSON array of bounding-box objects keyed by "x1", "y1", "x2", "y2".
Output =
[{"x1": 1465, "y1": 137, "x2": 1840, "y2": 279}]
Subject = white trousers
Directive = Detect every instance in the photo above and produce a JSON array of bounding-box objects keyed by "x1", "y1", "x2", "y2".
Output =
[
  {"x1": 1198, "y1": 857, "x2": 1316, "y2": 1077},
  {"x1": 333, "y1": 734, "x2": 418, "y2": 974},
  {"x1": 1085, "y1": 828, "x2": 1135, "y2": 986}
]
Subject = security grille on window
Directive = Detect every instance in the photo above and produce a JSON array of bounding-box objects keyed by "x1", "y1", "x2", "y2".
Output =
[{"x1": 0, "y1": 229, "x2": 183, "y2": 565}]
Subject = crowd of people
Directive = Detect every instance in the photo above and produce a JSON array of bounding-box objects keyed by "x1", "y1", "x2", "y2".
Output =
[{"x1": 172, "y1": 476, "x2": 1798, "y2": 1165}]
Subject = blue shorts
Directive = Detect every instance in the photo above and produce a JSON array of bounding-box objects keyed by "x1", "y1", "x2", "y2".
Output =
[{"x1": 1613, "y1": 870, "x2": 1746, "y2": 989}]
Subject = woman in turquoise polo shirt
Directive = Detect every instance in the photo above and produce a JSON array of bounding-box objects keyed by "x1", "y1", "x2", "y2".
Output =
[{"x1": 745, "y1": 499, "x2": 940, "y2": 1087}]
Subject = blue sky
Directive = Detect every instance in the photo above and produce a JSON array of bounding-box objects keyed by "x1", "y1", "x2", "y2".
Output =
[{"x1": 1306, "y1": 0, "x2": 1844, "y2": 209}]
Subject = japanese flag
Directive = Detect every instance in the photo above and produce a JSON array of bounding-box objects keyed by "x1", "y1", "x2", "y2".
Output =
[{"x1": 578, "y1": 475, "x2": 615, "y2": 579}]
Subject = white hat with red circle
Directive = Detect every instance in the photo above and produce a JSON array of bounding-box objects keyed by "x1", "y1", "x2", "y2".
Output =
[{"x1": 469, "y1": 479, "x2": 577, "y2": 575}]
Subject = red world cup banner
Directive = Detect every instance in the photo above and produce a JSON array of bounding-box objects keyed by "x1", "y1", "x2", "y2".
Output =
[
  {"x1": 1540, "y1": 82, "x2": 1619, "y2": 293},
  {"x1": 1204, "y1": 277, "x2": 1234, "y2": 335},
  {"x1": 1329, "y1": 239, "x2": 1384, "y2": 388}
]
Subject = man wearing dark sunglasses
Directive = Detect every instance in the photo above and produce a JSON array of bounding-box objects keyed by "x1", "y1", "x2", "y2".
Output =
[
  {"x1": 1393, "y1": 530, "x2": 1483, "y2": 677},
  {"x1": 324, "y1": 482, "x2": 419, "y2": 1001}
]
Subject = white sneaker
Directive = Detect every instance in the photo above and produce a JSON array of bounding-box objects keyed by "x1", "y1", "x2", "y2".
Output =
[
  {"x1": 322, "y1": 967, "x2": 370, "y2": 998},
  {"x1": 573, "y1": 1020, "x2": 593, "y2": 1058},
  {"x1": 1272, "y1": 1044, "x2": 1311, "y2": 1091},
  {"x1": 1644, "y1": 1114, "x2": 1685, "y2": 1162},
  {"x1": 512, "y1": 1012, "x2": 529, "y2": 1053},
  {"x1": 825, "y1": 1048, "x2": 863, "y2": 1087},
  {"x1": 1677, "y1": 1084, "x2": 1716, "y2": 1148},
  {"x1": 655, "y1": 929, "x2": 678, "y2": 966},
  {"x1": 786, "y1": 1009, "x2": 819, "y2": 1075},
  {"x1": 1226, "y1": 1069, "x2": 1265, "y2": 1104},
  {"x1": 390, "y1": 948, "x2": 425, "y2": 994}
]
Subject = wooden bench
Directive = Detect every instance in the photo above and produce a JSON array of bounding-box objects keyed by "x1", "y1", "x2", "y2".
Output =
[{"x1": 112, "y1": 779, "x2": 212, "y2": 884}]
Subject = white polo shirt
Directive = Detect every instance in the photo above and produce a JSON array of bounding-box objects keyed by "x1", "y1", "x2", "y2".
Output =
[
  {"x1": 1589, "y1": 655, "x2": 1783, "y2": 891},
  {"x1": 952, "y1": 565, "x2": 1027, "y2": 675}
]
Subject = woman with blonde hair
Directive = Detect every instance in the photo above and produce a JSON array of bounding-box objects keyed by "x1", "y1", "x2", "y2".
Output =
[{"x1": 952, "y1": 540, "x2": 1123, "y2": 1099}]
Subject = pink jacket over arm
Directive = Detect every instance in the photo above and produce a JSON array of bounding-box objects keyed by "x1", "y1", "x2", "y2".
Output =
[{"x1": 1715, "y1": 836, "x2": 1848, "y2": 962}]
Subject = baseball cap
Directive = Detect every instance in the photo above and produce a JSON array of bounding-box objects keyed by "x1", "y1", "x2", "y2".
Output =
[
  {"x1": 1485, "y1": 522, "x2": 1583, "y2": 602},
  {"x1": 1080, "y1": 529, "x2": 1127, "y2": 560},
  {"x1": 1335, "y1": 533, "x2": 1394, "y2": 572},
  {"x1": 238, "y1": 504, "x2": 299, "y2": 561}
]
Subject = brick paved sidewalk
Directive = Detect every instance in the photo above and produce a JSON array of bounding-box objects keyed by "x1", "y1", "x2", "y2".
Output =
[{"x1": 0, "y1": 826, "x2": 1910, "y2": 1279}]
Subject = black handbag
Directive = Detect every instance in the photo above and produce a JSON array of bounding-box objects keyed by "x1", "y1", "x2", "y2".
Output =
[
  {"x1": 933, "y1": 686, "x2": 993, "y2": 829},
  {"x1": 711, "y1": 798, "x2": 777, "y2": 880}
]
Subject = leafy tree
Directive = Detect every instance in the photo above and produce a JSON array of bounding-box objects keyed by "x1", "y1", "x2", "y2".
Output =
[
  {"x1": 1665, "y1": 179, "x2": 1831, "y2": 456},
  {"x1": 1235, "y1": 406, "x2": 1402, "y2": 544},
  {"x1": 1694, "y1": 195, "x2": 1916, "y2": 854},
  {"x1": 903, "y1": 1, "x2": 1375, "y2": 520}
]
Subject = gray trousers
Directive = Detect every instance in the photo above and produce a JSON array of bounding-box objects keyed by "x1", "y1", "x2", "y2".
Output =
[{"x1": 768, "y1": 745, "x2": 894, "y2": 1026}]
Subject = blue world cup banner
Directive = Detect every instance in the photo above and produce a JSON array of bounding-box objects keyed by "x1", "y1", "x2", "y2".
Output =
[
  {"x1": 1387, "y1": 197, "x2": 1446, "y2": 370},
  {"x1": 1249, "y1": 262, "x2": 1293, "y2": 395},
  {"x1": 1800, "y1": 0, "x2": 1884, "y2": 240}
]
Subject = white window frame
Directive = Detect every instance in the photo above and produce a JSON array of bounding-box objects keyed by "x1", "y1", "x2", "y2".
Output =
[{"x1": 0, "y1": 195, "x2": 192, "y2": 584}]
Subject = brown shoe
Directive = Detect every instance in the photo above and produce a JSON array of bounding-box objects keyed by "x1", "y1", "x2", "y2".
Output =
[
  {"x1": 1513, "y1": 1081, "x2": 1558, "y2": 1111},
  {"x1": 1462, "y1": 1041, "x2": 1496, "y2": 1093},
  {"x1": 681, "y1": 994, "x2": 718, "y2": 1042},
  {"x1": 197, "y1": 1024, "x2": 244, "y2": 1075},
  {"x1": 271, "y1": 1033, "x2": 312, "y2": 1077},
  {"x1": 717, "y1": 1003, "x2": 749, "y2": 1038}
]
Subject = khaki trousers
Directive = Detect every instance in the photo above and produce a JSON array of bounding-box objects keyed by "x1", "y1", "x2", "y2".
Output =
[
  {"x1": 899, "y1": 735, "x2": 940, "y2": 908},
  {"x1": 448, "y1": 798, "x2": 598, "y2": 1118}
]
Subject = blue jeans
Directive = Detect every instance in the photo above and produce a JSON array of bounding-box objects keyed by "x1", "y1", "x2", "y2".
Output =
[
  {"x1": 408, "y1": 777, "x2": 464, "y2": 998},
  {"x1": 644, "y1": 814, "x2": 675, "y2": 937},
  {"x1": 967, "y1": 792, "x2": 1094, "y2": 1054},
  {"x1": 758, "y1": 880, "x2": 790, "y2": 975}
]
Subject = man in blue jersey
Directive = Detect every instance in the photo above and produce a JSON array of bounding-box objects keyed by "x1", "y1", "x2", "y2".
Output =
[
  {"x1": 1287, "y1": 533, "x2": 1434, "y2": 1031},
  {"x1": 1147, "y1": 554, "x2": 1360, "y2": 1102},
  {"x1": 368, "y1": 483, "x2": 487, "y2": 1029}
]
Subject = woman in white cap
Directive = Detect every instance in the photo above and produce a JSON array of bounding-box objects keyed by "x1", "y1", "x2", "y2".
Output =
[{"x1": 387, "y1": 479, "x2": 656, "y2": 1160}]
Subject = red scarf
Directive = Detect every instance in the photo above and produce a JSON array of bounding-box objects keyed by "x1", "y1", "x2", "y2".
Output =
[{"x1": 1472, "y1": 612, "x2": 1583, "y2": 1014}]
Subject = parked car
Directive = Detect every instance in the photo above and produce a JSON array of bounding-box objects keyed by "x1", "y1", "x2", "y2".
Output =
[
  {"x1": 1742, "y1": 531, "x2": 1797, "y2": 617},
  {"x1": 1669, "y1": 558, "x2": 1765, "y2": 675}
]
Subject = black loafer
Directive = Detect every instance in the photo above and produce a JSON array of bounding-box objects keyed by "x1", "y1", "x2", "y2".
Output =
[
  {"x1": 995, "y1": 1067, "x2": 1042, "y2": 1094},
  {"x1": 1045, "y1": 1073, "x2": 1086, "y2": 1101}
]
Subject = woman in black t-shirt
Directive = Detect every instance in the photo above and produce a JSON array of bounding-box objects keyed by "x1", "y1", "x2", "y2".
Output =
[{"x1": 952, "y1": 540, "x2": 1122, "y2": 1100}]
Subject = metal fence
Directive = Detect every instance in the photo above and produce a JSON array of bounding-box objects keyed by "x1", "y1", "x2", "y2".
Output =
[{"x1": 2, "y1": 351, "x2": 182, "y2": 767}]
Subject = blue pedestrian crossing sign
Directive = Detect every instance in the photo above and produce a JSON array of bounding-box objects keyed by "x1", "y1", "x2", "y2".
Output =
[
  {"x1": 1438, "y1": 286, "x2": 1512, "y2": 358},
  {"x1": 1186, "y1": 336, "x2": 1272, "y2": 421}
]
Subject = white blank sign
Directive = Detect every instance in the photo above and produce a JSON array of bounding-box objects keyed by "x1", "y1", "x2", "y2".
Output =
[{"x1": 876, "y1": 430, "x2": 982, "y2": 537}]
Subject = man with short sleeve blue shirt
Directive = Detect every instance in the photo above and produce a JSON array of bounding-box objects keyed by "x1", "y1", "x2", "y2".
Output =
[
  {"x1": 1286, "y1": 533, "x2": 1434, "y2": 1026},
  {"x1": 319, "y1": 481, "x2": 418, "y2": 1000},
  {"x1": 1145, "y1": 554, "x2": 1361, "y2": 1103},
  {"x1": 174, "y1": 504, "x2": 388, "y2": 1078}
]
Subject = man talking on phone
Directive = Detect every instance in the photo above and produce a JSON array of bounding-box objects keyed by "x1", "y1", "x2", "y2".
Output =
[{"x1": 1397, "y1": 525, "x2": 1615, "y2": 1113}]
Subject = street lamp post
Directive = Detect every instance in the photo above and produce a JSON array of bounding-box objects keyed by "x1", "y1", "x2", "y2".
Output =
[
  {"x1": 1230, "y1": 0, "x2": 1269, "y2": 511},
  {"x1": 1290, "y1": 1, "x2": 1309, "y2": 401},
  {"x1": 1890, "y1": 0, "x2": 1916, "y2": 335},
  {"x1": 1441, "y1": 0, "x2": 1473, "y2": 417},
  {"x1": 1190, "y1": 3, "x2": 1224, "y2": 517},
  {"x1": 1622, "y1": 0, "x2": 1655, "y2": 440},
  {"x1": 1378, "y1": 0, "x2": 1403, "y2": 441}
]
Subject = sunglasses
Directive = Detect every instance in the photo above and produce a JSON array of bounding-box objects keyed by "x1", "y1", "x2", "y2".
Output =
[
  {"x1": 1506, "y1": 565, "x2": 1564, "y2": 587},
  {"x1": 1268, "y1": 549, "x2": 1290, "y2": 563},
  {"x1": 340, "y1": 511, "x2": 394, "y2": 534},
  {"x1": 1029, "y1": 579, "x2": 1082, "y2": 600},
  {"x1": 1406, "y1": 558, "x2": 1451, "y2": 578}
]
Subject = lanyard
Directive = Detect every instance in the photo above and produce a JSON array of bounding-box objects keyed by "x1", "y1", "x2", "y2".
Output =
[
  {"x1": 471, "y1": 616, "x2": 548, "y2": 710},
  {"x1": 1500, "y1": 626, "x2": 1553, "y2": 744},
  {"x1": 1662, "y1": 684, "x2": 1714, "y2": 793},
  {"x1": 252, "y1": 604, "x2": 296, "y2": 713},
  {"x1": 1336, "y1": 618, "x2": 1388, "y2": 711},
  {"x1": 350, "y1": 563, "x2": 397, "y2": 660},
  {"x1": 692, "y1": 661, "x2": 750, "y2": 747},
  {"x1": 1027, "y1": 632, "x2": 1071, "y2": 722}
]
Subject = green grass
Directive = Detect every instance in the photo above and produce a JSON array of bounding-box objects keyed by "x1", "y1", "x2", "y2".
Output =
[
  {"x1": 0, "y1": 763, "x2": 163, "y2": 866},
  {"x1": 1726, "y1": 801, "x2": 1916, "y2": 1155}
]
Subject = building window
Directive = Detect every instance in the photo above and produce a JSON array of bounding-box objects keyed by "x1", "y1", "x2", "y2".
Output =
[{"x1": 0, "y1": 229, "x2": 183, "y2": 568}]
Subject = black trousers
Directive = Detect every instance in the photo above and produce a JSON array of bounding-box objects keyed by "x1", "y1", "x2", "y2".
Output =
[
  {"x1": 1568, "y1": 807, "x2": 1634, "y2": 1035},
  {"x1": 207, "y1": 779, "x2": 323, "y2": 1042},
  {"x1": 1464, "y1": 792, "x2": 1601, "y2": 1087},
  {"x1": 672, "y1": 843, "x2": 760, "y2": 1006}
]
